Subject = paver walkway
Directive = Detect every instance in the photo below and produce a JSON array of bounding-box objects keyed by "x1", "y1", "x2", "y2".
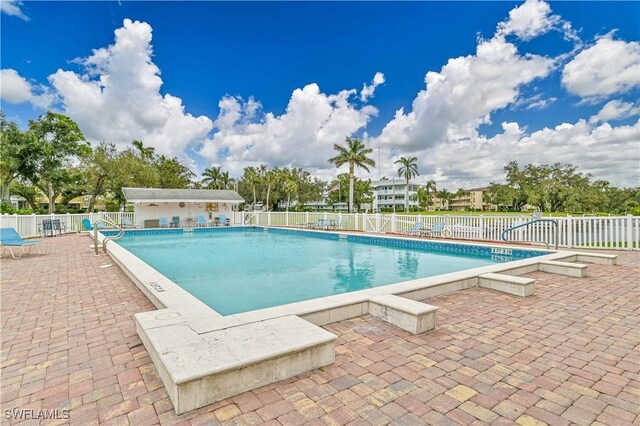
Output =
[{"x1": 1, "y1": 235, "x2": 638, "y2": 425}]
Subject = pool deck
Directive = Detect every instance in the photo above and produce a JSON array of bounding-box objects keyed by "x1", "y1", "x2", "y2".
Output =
[{"x1": 1, "y1": 235, "x2": 639, "y2": 425}]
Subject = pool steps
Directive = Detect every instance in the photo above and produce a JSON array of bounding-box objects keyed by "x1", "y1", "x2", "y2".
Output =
[
  {"x1": 136, "y1": 312, "x2": 336, "y2": 414},
  {"x1": 539, "y1": 260, "x2": 588, "y2": 277},
  {"x1": 478, "y1": 273, "x2": 535, "y2": 297},
  {"x1": 369, "y1": 295, "x2": 438, "y2": 334}
]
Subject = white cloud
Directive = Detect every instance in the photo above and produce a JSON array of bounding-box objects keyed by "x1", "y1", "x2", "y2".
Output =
[
  {"x1": 360, "y1": 72, "x2": 385, "y2": 101},
  {"x1": 590, "y1": 99, "x2": 640, "y2": 123},
  {"x1": 374, "y1": 119, "x2": 640, "y2": 189},
  {"x1": 0, "y1": 0, "x2": 29, "y2": 20},
  {"x1": 48, "y1": 19, "x2": 212, "y2": 158},
  {"x1": 562, "y1": 35, "x2": 640, "y2": 99},
  {"x1": 200, "y1": 83, "x2": 378, "y2": 176},
  {"x1": 373, "y1": 10, "x2": 554, "y2": 151},
  {"x1": 497, "y1": 0, "x2": 559, "y2": 40},
  {"x1": 0, "y1": 69, "x2": 53, "y2": 108}
]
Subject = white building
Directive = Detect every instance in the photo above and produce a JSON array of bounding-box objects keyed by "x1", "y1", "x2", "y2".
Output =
[
  {"x1": 123, "y1": 187, "x2": 244, "y2": 227},
  {"x1": 371, "y1": 180, "x2": 420, "y2": 212}
]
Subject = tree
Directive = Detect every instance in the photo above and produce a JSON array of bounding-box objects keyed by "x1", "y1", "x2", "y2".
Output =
[
  {"x1": 395, "y1": 156, "x2": 419, "y2": 212},
  {"x1": 202, "y1": 166, "x2": 224, "y2": 189},
  {"x1": 156, "y1": 155, "x2": 194, "y2": 189},
  {"x1": 264, "y1": 168, "x2": 280, "y2": 211},
  {"x1": 282, "y1": 178, "x2": 298, "y2": 211},
  {"x1": 327, "y1": 174, "x2": 373, "y2": 210},
  {"x1": 328, "y1": 137, "x2": 375, "y2": 213},
  {"x1": 83, "y1": 143, "x2": 118, "y2": 211},
  {"x1": 436, "y1": 189, "x2": 452, "y2": 210},
  {"x1": 0, "y1": 114, "x2": 40, "y2": 204},
  {"x1": 28, "y1": 112, "x2": 91, "y2": 212},
  {"x1": 424, "y1": 180, "x2": 436, "y2": 209}
]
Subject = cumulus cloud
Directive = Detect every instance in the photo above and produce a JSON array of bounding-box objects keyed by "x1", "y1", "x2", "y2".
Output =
[
  {"x1": 0, "y1": 69, "x2": 53, "y2": 108},
  {"x1": 48, "y1": 19, "x2": 213, "y2": 157},
  {"x1": 373, "y1": 8, "x2": 555, "y2": 151},
  {"x1": 1, "y1": 0, "x2": 29, "y2": 20},
  {"x1": 562, "y1": 35, "x2": 640, "y2": 100},
  {"x1": 360, "y1": 72, "x2": 385, "y2": 101},
  {"x1": 200, "y1": 83, "x2": 378, "y2": 176},
  {"x1": 497, "y1": 0, "x2": 560, "y2": 40},
  {"x1": 590, "y1": 99, "x2": 640, "y2": 123}
]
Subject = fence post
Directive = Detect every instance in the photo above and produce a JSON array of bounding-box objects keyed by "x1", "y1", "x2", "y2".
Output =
[
  {"x1": 354, "y1": 213, "x2": 359, "y2": 231},
  {"x1": 66, "y1": 212, "x2": 72, "y2": 233},
  {"x1": 391, "y1": 214, "x2": 397, "y2": 233},
  {"x1": 375, "y1": 213, "x2": 380, "y2": 233},
  {"x1": 32, "y1": 213, "x2": 37, "y2": 238},
  {"x1": 627, "y1": 214, "x2": 633, "y2": 251},
  {"x1": 285, "y1": 212, "x2": 289, "y2": 227},
  {"x1": 566, "y1": 215, "x2": 573, "y2": 248},
  {"x1": 479, "y1": 215, "x2": 484, "y2": 240},
  {"x1": 267, "y1": 211, "x2": 272, "y2": 226}
]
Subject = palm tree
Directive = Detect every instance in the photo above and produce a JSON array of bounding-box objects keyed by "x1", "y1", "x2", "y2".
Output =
[
  {"x1": 243, "y1": 167, "x2": 259, "y2": 208},
  {"x1": 201, "y1": 166, "x2": 223, "y2": 189},
  {"x1": 220, "y1": 171, "x2": 235, "y2": 190},
  {"x1": 436, "y1": 189, "x2": 452, "y2": 210},
  {"x1": 425, "y1": 179, "x2": 437, "y2": 210},
  {"x1": 328, "y1": 137, "x2": 375, "y2": 213},
  {"x1": 264, "y1": 169, "x2": 280, "y2": 212},
  {"x1": 282, "y1": 178, "x2": 298, "y2": 211},
  {"x1": 395, "y1": 156, "x2": 419, "y2": 212}
]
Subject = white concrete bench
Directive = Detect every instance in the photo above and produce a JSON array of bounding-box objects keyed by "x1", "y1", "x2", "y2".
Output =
[
  {"x1": 368, "y1": 295, "x2": 438, "y2": 334},
  {"x1": 570, "y1": 253, "x2": 617, "y2": 265},
  {"x1": 539, "y1": 260, "x2": 588, "y2": 277},
  {"x1": 478, "y1": 273, "x2": 535, "y2": 297},
  {"x1": 136, "y1": 312, "x2": 336, "y2": 414}
]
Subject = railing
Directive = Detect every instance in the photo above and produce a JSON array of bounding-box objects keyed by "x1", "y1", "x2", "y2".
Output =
[
  {"x1": 501, "y1": 219, "x2": 559, "y2": 249},
  {"x1": 3, "y1": 211, "x2": 638, "y2": 251},
  {"x1": 92, "y1": 217, "x2": 125, "y2": 255}
]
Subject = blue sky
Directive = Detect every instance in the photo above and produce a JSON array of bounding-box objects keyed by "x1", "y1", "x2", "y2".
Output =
[{"x1": 2, "y1": 1, "x2": 639, "y2": 188}]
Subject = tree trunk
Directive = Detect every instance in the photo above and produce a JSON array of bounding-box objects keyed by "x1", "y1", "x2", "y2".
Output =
[
  {"x1": 252, "y1": 185, "x2": 257, "y2": 208},
  {"x1": 287, "y1": 193, "x2": 291, "y2": 211},
  {"x1": 349, "y1": 165, "x2": 355, "y2": 213},
  {"x1": 266, "y1": 185, "x2": 271, "y2": 212},
  {"x1": 405, "y1": 177, "x2": 409, "y2": 212},
  {"x1": 48, "y1": 181, "x2": 55, "y2": 213},
  {"x1": 0, "y1": 179, "x2": 13, "y2": 204}
]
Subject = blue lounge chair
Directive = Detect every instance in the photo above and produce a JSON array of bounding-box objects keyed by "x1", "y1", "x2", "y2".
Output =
[
  {"x1": 406, "y1": 221, "x2": 424, "y2": 236},
  {"x1": 159, "y1": 217, "x2": 170, "y2": 228},
  {"x1": 82, "y1": 219, "x2": 107, "y2": 231},
  {"x1": 1, "y1": 228, "x2": 46, "y2": 259},
  {"x1": 219, "y1": 214, "x2": 230, "y2": 226},
  {"x1": 196, "y1": 214, "x2": 209, "y2": 227},
  {"x1": 122, "y1": 217, "x2": 135, "y2": 228},
  {"x1": 171, "y1": 216, "x2": 180, "y2": 227},
  {"x1": 424, "y1": 221, "x2": 450, "y2": 238}
]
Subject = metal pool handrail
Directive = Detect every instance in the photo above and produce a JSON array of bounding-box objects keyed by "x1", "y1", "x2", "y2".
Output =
[
  {"x1": 501, "y1": 218, "x2": 559, "y2": 250},
  {"x1": 93, "y1": 218, "x2": 125, "y2": 255}
]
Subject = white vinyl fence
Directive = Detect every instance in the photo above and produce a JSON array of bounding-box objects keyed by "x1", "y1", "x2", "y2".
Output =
[
  {"x1": 2, "y1": 211, "x2": 638, "y2": 250},
  {"x1": 235, "y1": 211, "x2": 639, "y2": 251}
]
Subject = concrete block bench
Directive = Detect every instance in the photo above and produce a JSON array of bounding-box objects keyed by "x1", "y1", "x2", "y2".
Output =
[
  {"x1": 136, "y1": 312, "x2": 336, "y2": 414},
  {"x1": 568, "y1": 253, "x2": 617, "y2": 266},
  {"x1": 369, "y1": 295, "x2": 438, "y2": 334},
  {"x1": 479, "y1": 273, "x2": 535, "y2": 297},
  {"x1": 539, "y1": 260, "x2": 588, "y2": 277}
]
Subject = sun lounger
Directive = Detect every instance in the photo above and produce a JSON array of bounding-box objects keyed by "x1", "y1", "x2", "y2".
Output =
[
  {"x1": 423, "y1": 221, "x2": 450, "y2": 238},
  {"x1": 0, "y1": 228, "x2": 46, "y2": 259}
]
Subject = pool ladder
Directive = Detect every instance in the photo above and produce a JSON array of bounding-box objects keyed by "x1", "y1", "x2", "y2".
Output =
[
  {"x1": 501, "y1": 218, "x2": 559, "y2": 250},
  {"x1": 92, "y1": 218, "x2": 125, "y2": 255}
]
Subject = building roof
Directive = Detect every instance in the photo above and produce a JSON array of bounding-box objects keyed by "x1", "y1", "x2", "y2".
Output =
[
  {"x1": 122, "y1": 187, "x2": 244, "y2": 203},
  {"x1": 467, "y1": 187, "x2": 490, "y2": 192}
]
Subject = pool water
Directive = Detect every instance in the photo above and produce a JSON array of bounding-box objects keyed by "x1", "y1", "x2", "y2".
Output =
[{"x1": 115, "y1": 228, "x2": 534, "y2": 315}]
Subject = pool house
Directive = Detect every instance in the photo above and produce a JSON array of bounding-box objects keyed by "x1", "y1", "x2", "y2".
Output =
[{"x1": 122, "y1": 187, "x2": 244, "y2": 228}]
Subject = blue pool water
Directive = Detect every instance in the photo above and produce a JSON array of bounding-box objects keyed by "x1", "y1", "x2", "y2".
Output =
[{"x1": 110, "y1": 227, "x2": 544, "y2": 315}]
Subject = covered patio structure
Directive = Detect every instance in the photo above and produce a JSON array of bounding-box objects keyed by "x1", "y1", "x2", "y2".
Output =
[{"x1": 122, "y1": 187, "x2": 244, "y2": 228}]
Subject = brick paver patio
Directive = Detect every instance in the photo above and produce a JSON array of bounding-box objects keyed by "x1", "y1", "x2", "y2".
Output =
[{"x1": 1, "y1": 235, "x2": 638, "y2": 425}]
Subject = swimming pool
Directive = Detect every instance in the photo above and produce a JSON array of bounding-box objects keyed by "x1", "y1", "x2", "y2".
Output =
[{"x1": 105, "y1": 227, "x2": 546, "y2": 315}]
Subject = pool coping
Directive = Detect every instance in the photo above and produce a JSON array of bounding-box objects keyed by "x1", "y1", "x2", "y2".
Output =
[{"x1": 96, "y1": 226, "x2": 587, "y2": 413}]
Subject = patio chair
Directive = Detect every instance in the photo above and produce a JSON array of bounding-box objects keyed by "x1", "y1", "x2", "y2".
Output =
[
  {"x1": 52, "y1": 219, "x2": 66, "y2": 236},
  {"x1": 171, "y1": 216, "x2": 180, "y2": 228},
  {"x1": 159, "y1": 217, "x2": 170, "y2": 228},
  {"x1": 41, "y1": 219, "x2": 55, "y2": 237},
  {"x1": 196, "y1": 214, "x2": 209, "y2": 227},
  {"x1": 0, "y1": 228, "x2": 46, "y2": 259},
  {"x1": 405, "y1": 221, "x2": 424, "y2": 236},
  {"x1": 219, "y1": 214, "x2": 230, "y2": 226},
  {"x1": 121, "y1": 217, "x2": 136, "y2": 228},
  {"x1": 423, "y1": 221, "x2": 451, "y2": 238},
  {"x1": 81, "y1": 219, "x2": 107, "y2": 231}
]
